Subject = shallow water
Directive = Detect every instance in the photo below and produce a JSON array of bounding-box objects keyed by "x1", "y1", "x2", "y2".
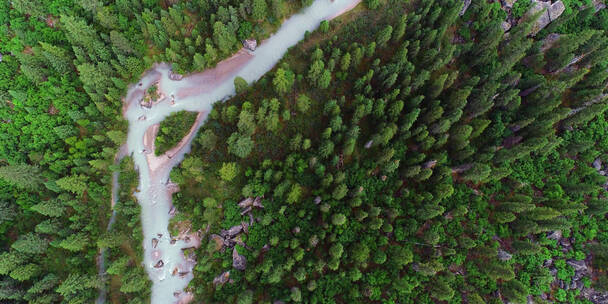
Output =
[{"x1": 121, "y1": 1, "x2": 361, "y2": 303}]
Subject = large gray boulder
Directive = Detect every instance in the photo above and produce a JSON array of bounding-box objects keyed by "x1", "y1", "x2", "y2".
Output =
[
  {"x1": 566, "y1": 259, "x2": 587, "y2": 272},
  {"x1": 498, "y1": 249, "x2": 513, "y2": 261},
  {"x1": 526, "y1": 0, "x2": 565, "y2": 35},
  {"x1": 232, "y1": 247, "x2": 247, "y2": 270}
]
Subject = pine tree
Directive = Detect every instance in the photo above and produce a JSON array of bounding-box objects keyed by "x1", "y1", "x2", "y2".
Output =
[
  {"x1": 484, "y1": 261, "x2": 515, "y2": 281},
  {"x1": 430, "y1": 278, "x2": 454, "y2": 301},
  {"x1": 10, "y1": 264, "x2": 40, "y2": 282},
  {"x1": 234, "y1": 76, "x2": 248, "y2": 93},
  {"x1": 273, "y1": 68, "x2": 295, "y2": 95},
  {"x1": 11, "y1": 233, "x2": 48, "y2": 255},
  {"x1": 213, "y1": 21, "x2": 237, "y2": 55},
  {"x1": 377, "y1": 25, "x2": 393, "y2": 47},
  {"x1": 252, "y1": 0, "x2": 268, "y2": 20},
  {"x1": 501, "y1": 280, "x2": 529, "y2": 304},
  {"x1": 227, "y1": 133, "x2": 254, "y2": 158},
  {"x1": 0, "y1": 164, "x2": 43, "y2": 190},
  {"x1": 30, "y1": 199, "x2": 65, "y2": 218}
]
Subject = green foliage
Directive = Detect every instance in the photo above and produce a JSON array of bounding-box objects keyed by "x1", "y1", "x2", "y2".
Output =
[{"x1": 219, "y1": 162, "x2": 239, "y2": 182}]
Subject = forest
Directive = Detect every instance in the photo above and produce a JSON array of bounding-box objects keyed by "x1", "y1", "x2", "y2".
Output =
[{"x1": 2, "y1": 0, "x2": 608, "y2": 303}]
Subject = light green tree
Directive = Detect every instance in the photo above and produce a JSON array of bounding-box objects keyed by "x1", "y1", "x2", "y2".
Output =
[{"x1": 218, "y1": 162, "x2": 238, "y2": 181}]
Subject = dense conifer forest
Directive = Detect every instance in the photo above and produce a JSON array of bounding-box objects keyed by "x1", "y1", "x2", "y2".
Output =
[{"x1": 3, "y1": 0, "x2": 608, "y2": 303}]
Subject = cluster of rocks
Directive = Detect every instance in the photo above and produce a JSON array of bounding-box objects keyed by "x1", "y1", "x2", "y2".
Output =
[
  {"x1": 543, "y1": 230, "x2": 608, "y2": 303},
  {"x1": 211, "y1": 197, "x2": 264, "y2": 285},
  {"x1": 168, "y1": 70, "x2": 183, "y2": 81}
]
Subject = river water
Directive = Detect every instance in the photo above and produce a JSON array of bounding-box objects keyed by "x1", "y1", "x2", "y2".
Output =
[{"x1": 119, "y1": 1, "x2": 361, "y2": 303}]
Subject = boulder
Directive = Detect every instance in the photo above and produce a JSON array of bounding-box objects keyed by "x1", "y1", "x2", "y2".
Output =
[
  {"x1": 422, "y1": 160, "x2": 438, "y2": 169},
  {"x1": 226, "y1": 225, "x2": 243, "y2": 237},
  {"x1": 566, "y1": 259, "x2": 587, "y2": 272},
  {"x1": 241, "y1": 221, "x2": 249, "y2": 234},
  {"x1": 213, "y1": 271, "x2": 230, "y2": 286},
  {"x1": 232, "y1": 247, "x2": 247, "y2": 270},
  {"x1": 154, "y1": 260, "x2": 164, "y2": 268},
  {"x1": 238, "y1": 197, "x2": 253, "y2": 208},
  {"x1": 243, "y1": 39, "x2": 257, "y2": 51},
  {"x1": 210, "y1": 234, "x2": 224, "y2": 250},
  {"x1": 240, "y1": 206, "x2": 252, "y2": 215},
  {"x1": 502, "y1": 21, "x2": 512, "y2": 32},
  {"x1": 593, "y1": 158, "x2": 602, "y2": 170},
  {"x1": 504, "y1": 0, "x2": 518, "y2": 8},
  {"x1": 152, "y1": 238, "x2": 159, "y2": 248},
  {"x1": 314, "y1": 196, "x2": 322, "y2": 204},
  {"x1": 253, "y1": 196, "x2": 264, "y2": 208},
  {"x1": 168, "y1": 70, "x2": 183, "y2": 81},
  {"x1": 498, "y1": 249, "x2": 513, "y2": 261},
  {"x1": 550, "y1": 267, "x2": 558, "y2": 276},
  {"x1": 593, "y1": 0, "x2": 606, "y2": 11},
  {"x1": 547, "y1": 230, "x2": 562, "y2": 240}
]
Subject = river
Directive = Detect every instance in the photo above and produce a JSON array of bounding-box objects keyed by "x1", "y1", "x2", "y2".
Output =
[{"x1": 117, "y1": 1, "x2": 361, "y2": 303}]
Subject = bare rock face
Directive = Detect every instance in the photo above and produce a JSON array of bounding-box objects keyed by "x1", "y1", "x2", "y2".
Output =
[
  {"x1": 232, "y1": 247, "x2": 247, "y2": 270},
  {"x1": 526, "y1": 0, "x2": 565, "y2": 35}
]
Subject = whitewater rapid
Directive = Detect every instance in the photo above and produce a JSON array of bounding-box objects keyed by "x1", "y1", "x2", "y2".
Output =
[{"x1": 121, "y1": 1, "x2": 361, "y2": 303}]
